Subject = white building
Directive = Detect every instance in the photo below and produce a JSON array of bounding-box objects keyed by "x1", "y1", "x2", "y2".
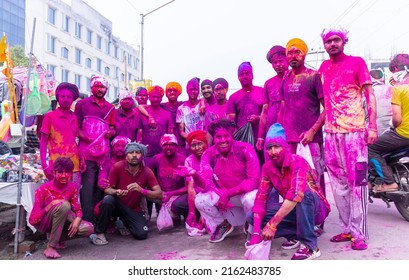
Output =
[{"x1": 25, "y1": 0, "x2": 140, "y2": 101}]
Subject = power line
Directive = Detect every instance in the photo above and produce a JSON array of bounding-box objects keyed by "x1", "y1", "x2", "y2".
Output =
[{"x1": 125, "y1": 0, "x2": 142, "y2": 14}]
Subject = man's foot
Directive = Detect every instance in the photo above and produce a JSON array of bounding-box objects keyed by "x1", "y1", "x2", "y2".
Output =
[
  {"x1": 115, "y1": 219, "x2": 131, "y2": 236},
  {"x1": 55, "y1": 241, "x2": 66, "y2": 249},
  {"x1": 209, "y1": 221, "x2": 234, "y2": 243},
  {"x1": 374, "y1": 182, "x2": 398, "y2": 192},
  {"x1": 281, "y1": 239, "x2": 300, "y2": 250},
  {"x1": 89, "y1": 233, "x2": 108, "y2": 246},
  {"x1": 44, "y1": 245, "x2": 61, "y2": 259},
  {"x1": 351, "y1": 238, "x2": 367, "y2": 250},
  {"x1": 330, "y1": 232, "x2": 352, "y2": 242},
  {"x1": 291, "y1": 244, "x2": 321, "y2": 260}
]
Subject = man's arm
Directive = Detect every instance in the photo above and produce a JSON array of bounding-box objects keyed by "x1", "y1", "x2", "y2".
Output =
[
  {"x1": 300, "y1": 98, "x2": 325, "y2": 145},
  {"x1": 179, "y1": 122, "x2": 187, "y2": 139},
  {"x1": 392, "y1": 104, "x2": 402, "y2": 128},
  {"x1": 262, "y1": 199, "x2": 297, "y2": 240},
  {"x1": 363, "y1": 83, "x2": 378, "y2": 144},
  {"x1": 256, "y1": 104, "x2": 269, "y2": 151}
]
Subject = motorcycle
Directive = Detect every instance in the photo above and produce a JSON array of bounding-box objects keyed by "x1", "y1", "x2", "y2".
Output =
[{"x1": 368, "y1": 147, "x2": 409, "y2": 221}]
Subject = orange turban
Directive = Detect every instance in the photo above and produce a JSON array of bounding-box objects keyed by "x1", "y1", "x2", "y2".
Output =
[
  {"x1": 166, "y1": 82, "x2": 182, "y2": 96},
  {"x1": 147, "y1": 85, "x2": 164, "y2": 96},
  {"x1": 286, "y1": 38, "x2": 308, "y2": 56},
  {"x1": 186, "y1": 130, "x2": 207, "y2": 146}
]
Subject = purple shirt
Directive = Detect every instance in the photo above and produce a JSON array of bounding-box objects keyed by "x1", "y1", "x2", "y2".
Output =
[
  {"x1": 280, "y1": 68, "x2": 324, "y2": 143},
  {"x1": 226, "y1": 86, "x2": 267, "y2": 139},
  {"x1": 139, "y1": 106, "x2": 174, "y2": 157},
  {"x1": 161, "y1": 101, "x2": 185, "y2": 147},
  {"x1": 150, "y1": 153, "x2": 186, "y2": 192},
  {"x1": 114, "y1": 108, "x2": 141, "y2": 141},
  {"x1": 199, "y1": 140, "x2": 260, "y2": 192},
  {"x1": 205, "y1": 102, "x2": 227, "y2": 130},
  {"x1": 263, "y1": 75, "x2": 284, "y2": 130},
  {"x1": 185, "y1": 154, "x2": 204, "y2": 193}
]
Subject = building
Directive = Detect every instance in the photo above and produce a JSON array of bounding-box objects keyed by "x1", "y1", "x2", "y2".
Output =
[
  {"x1": 0, "y1": 0, "x2": 26, "y2": 47},
  {"x1": 24, "y1": 0, "x2": 140, "y2": 100}
]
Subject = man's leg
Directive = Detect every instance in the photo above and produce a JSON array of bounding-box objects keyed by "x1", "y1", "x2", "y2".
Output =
[
  {"x1": 170, "y1": 193, "x2": 189, "y2": 220},
  {"x1": 80, "y1": 160, "x2": 101, "y2": 224},
  {"x1": 94, "y1": 195, "x2": 116, "y2": 235},
  {"x1": 115, "y1": 197, "x2": 148, "y2": 240},
  {"x1": 195, "y1": 191, "x2": 224, "y2": 234}
]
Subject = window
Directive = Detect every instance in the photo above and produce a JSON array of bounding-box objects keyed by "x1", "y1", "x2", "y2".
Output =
[
  {"x1": 61, "y1": 47, "x2": 69, "y2": 59},
  {"x1": 47, "y1": 34, "x2": 56, "y2": 53},
  {"x1": 134, "y1": 57, "x2": 139, "y2": 69},
  {"x1": 75, "y1": 74, "x2": 81, "y2": 89},
  {"x1": 75, "y1": 22, "x2": 82, "y2": 38},
  {"x1": 105, "y1": 66, "x2": 110, "y2": 76},
  {"x1": 122, "y1": 50, "x2": 126, "y2": 62},
  {"x1": 86, "y1": 77, "x2": 91, "y2": 90},
  {"x1": 87, "y1": 29, "x2": 92, "y2": 44},
  {"x1": 97, "y1": 35, "x2": 102, "y2": 49},
  {"x1": 128, "y1": 54, "x2": 132, "y2": 65},
  {"x1": 85, "y1": 58, "x2": 92, "y2": 68},
  {"x1": 114, "y1": 87, "x2": 118, "y2": 99},
  {"x1": 97, "y1": 58, "x2": 102, "y2": 72},
  {"x1": 128, "y1": 73, "x2": 132, "y2": 83},
  {"x1": 115, "y1": 67, "x2": 119, "y2": 78},
  {"x1": 62, "y1": 15, "x2": 69, "y2": 32},
  {"x1": 47, "y1": 65, "x2": 56, "y2": 77},
  {"x1": 114, "y1": 46, "x2": 118, "y2": 58},
  {"x1": 61, "y1": 69, "x2": 69, "y2": 82},
  {"x1": 75, "y1": 48, "x2": 81, "y2": 64},
  {"x1": 47, "y1": 7, "x2": 56, "y2": 25},
  {"x1": 105, "y1": 40, "x2": 110, "y2": 54},
  {"x1": 121, "y1": 73, "x2": 125, "y2": 81}
]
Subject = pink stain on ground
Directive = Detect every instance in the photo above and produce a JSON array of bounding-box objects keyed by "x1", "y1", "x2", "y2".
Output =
[{"x1": 158, "y1": 251, "x2": 187, "y2": 260}]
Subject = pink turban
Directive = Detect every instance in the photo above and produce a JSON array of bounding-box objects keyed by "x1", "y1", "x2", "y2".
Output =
[
  {"x1": 165, "y1": 82, "x2": 182, "y2": 96},
  {"x1": 160, "y1": 134, "x2": 178, "y2": 146},
  {"x1": 321, "y1": 26, "x2": 349, "y2": 43},
  {"x1": 118, "y1": 89, "x2": 135, "y2": 102},
  {"x1": 186, "y1": 130, "x2": 207, "y2": 146},
  {"x1": 90, "y1": 75, "x2": 109, "y2": 88},
  {"x1": 286, "y1": 38, "x2": 308, "y2": 56},
  {"x1": 266, "y1": 45, "x2": 286, "y2": 63},
  {"x1": 111, "y1": 136, "x2": 131, "y2": 146}
]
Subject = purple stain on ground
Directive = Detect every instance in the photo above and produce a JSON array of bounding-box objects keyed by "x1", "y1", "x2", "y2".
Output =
[{"x1": 158, "y1": 251, "x2": 187, "y2": 260}]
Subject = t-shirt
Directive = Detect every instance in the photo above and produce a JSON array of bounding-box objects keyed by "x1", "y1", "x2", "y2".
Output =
[
  {"x1": 176, "y1": 102, "x2": 205, "y2": 135},
  {"x1": 40, "y1": 108, "x2": 80, "y2": 172},
  {"x1": 114, "y1": 108, "x2": 141, "y2": 141},
  {"x1": 373, "y1": 83, "x2": 392, "y2": 135},
  {"x1": 205, "y1": 102, "x2": 227, "y2": 130},
  {"x1": 109, "y1": 160, "x2": 159, "y2": 212},
  {"x1": 161, "y1": 101, "x2": 185, "y2": 147},
  {"x1": 263, "y1": 75, "x2": 283, "y2": 130},
  {"x1": 150, "y1": 153, "x2": 186, "y2": 192},
  {"x1": 280, "y1": 68, "x2": 324, "y2": 143},
  {"x1": 391, "y1": 83, "x2": 409, "y2": 138},
  {"x1": 318, "y1": 55, "x2": 372, "y2": 133}
]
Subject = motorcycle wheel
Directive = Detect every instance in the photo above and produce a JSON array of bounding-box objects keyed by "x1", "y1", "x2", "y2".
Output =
[{"x1": 395, "y1": 180, "x2": 409, "y2": 222}]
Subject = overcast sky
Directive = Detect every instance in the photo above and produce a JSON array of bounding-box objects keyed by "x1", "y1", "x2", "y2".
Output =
[{"x1": 76, "y1": 0, "x2": 409, "y2": 100}]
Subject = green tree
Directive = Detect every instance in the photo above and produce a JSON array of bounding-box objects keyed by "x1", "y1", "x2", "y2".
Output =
[{"x1": 10, "y1": 45, "x2": 29, "y2": 67}]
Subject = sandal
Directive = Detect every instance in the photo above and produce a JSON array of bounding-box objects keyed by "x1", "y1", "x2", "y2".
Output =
[
  {"x1": 89, "y1": 234, "x2": 108, "y2": 246},
  {"x1": 351, "y1": 238, "x2": 367, "y2": 250},
  {"x1": 373, "y1": 185, "x2": 398, "y2": 193},
  {"x1": 330, "y1": 233, "x2": 352, "y2": 243}
]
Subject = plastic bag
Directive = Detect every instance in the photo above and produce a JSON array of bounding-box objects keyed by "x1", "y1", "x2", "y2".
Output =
[
  {"x1": 244, "y1": 240, "x2": 272, "y2": 260},
  {"x1": 296, "y1": 143, "x2": 315, "y2": 169},
  {"x1": 233, "y1": 122, "x2": 254, "y2": 147},
  {"x1": 157, "y1": 206, "x2": 173, "y2": 231}
]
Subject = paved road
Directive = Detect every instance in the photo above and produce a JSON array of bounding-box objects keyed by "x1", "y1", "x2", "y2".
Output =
[{"x1": 11, "y1": 184, "x2": 409, "y2": 261}]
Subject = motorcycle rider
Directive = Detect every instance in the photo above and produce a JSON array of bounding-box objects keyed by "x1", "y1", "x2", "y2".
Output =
[{"x1": 368, "y1": 54, "x2": 409, "y2": 192}]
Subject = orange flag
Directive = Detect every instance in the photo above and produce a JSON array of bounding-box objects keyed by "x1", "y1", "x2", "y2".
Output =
[{"x1": 0, "y1": 35, "x2": 6, "y2": 63}]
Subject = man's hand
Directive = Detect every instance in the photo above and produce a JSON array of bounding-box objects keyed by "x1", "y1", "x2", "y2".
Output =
[
  {"x1": 262, "y1": 224, "x2": 277, "y2": 240},
  {"x1": 79, "y1": 157, "x2": 86, "y2": 173},
  {"x1": 256, "y1": 139, "x2": 264, "y2": 151},
  {"x1": 173, "y1": 165, "x2": 196, "y2": 177},
  {"x1": 248, "y1": 233, "x2": 263, "y2": 245},
  {"x1": 186, "y1": 212, "x2": 197, "y2": 227},
  {"x1": 67, "y1": 217, "x2": 81, "y2": 238},
  {"x1": 127, "y1": 182, "x2": 143, "y2": 193},
  {"x1": 367, "y1": 129, "x2": 378, "y2": 145},
  {"x1": 45, "y1": 199, "x2": 65, "y2": 212},
  {"x1": 247, "y1": 115, "x2": 260, "y2": 125},
  {"x1": 215, "y1": 188, "x2": 233, "y2": 211},
  {"x1": 162, "y1": 191, "x2": 174, "y2": 203},
  {"x1": 98, "y1": 178, "x2": 110, "y2": 189},
  {"x1": 115, "y1": 189, "x2": 128, "y2": 197},
  {"x1": 43, "y1": 165, "x2": 54, "y2": 180},
  {"x1": 299, "y1": 129, "x2": 315, "y2": 145}
]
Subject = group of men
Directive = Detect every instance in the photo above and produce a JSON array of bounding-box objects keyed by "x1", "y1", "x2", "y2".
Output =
[{"x1": 29, "y1": 26, "x2": 409, "y2": 260}]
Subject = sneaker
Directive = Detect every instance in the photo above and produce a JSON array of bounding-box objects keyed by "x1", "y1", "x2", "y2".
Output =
[
  {"x1": 209, "y1": 221, "x2": 234, "y2": 243},
  {"x1": 281, "y1": 239, "x2": 300, "y2": 250},
  {"x1": 291, "y1": 244, "x2": 321, "y2": 260}
]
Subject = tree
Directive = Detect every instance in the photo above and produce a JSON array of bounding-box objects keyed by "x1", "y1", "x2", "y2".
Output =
[{"x1": 10, "y1": 45, "x2": 29, "y2": 67}]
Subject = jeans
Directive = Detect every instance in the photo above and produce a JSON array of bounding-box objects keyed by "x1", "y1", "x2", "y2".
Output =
[{"x1": 80, "y1": 160, "x2": 103, "y2": 224}]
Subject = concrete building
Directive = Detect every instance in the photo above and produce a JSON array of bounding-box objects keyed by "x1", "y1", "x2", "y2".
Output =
[{"x1": 25, "y1": 0, "x2": 140, "y2": 100}]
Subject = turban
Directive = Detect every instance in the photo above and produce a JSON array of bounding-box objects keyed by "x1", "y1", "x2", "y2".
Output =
[
  {"x1": 265, "y1": 123, "x2": 288, "y2": 149},
  {"x1": 266, "y1": 45, "x2": 286, "y2": 63},
  {"x1": 111, "y1": 136, "x2": 131, "y2": 147},
  {"x1": 55, "y1": 82, "x2": 80, "y2": 101},
  {"x1": 125, "y1": 142, "x2": 147, "y2": 157},
  {"x1": 187, "y1": 77, "x2": 200, "y2": 90},
  {"x1": 212, "y1": 78, "x2": 229, "y2": 91},
  {"x1": 238, "y1": 62, "x2": 253, "y2": 75},
  {"x1": 90, "y1": 75, "x2": 109, "y2": 88},
  {"x1": 286, "y1": 38, "x2": 308, "y2": 56},
  {"x1": 187, "y1": 130, "x2": 207, "y2": 146},
  {"x1": 147, "y1": 85, "x2": 164, "y2": 96},
  {"x1": 118, "y1": 89, "x2": 135, "y2": 102},
  {"x1": 321, "y1": 26, "x2": 349, "y2": 43},
  {"x1": 389, "y1": 53, "x2": 409, "y2": 72},
  {"x1": 201, "y1": 79, "x2": 212, "y2": 88},
  {"x1": 160, "y1": 134, "x2": 178, "y2": 146},
  {"x1": 165, "y1": 82, "x2": 182, "y2": 96}
]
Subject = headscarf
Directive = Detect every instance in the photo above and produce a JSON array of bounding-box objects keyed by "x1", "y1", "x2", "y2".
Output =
[
  {"x1": 111, "y1": 136, "x2": 131, "y2": 147},
  {"x1": 321, "y1": 26, "x2": 349, "y2": 43},
  {"x1": 286, "y1": 38, "x2": 308, "y2": 56},
  {"x1": 265, "y1": 123, "x2": 288, "y2": 149},
  {"x1": 201, "y1": 79, "x2": 212, "y2": 88},
  {"x1": 266, "y1": 45, "x2": 286, "y2": 63},
  {"x1": 165, "y1": 82, "x2": 182, "y2": 96},
  {"x1": 187, "y1": 130, "x2": 207, "y2": 146},
  {"x1": 118, "y1": 89, "x2": 135, "y2": 102},
  {"x1": 160, "y1": 134, "x2": 178, "y2": 146},
  {"x1": 212, "y1": 78, "x2": 229, "y2": 91},
  {"x1": 187, "y1": 77, "x2": 200, "y2": 90},
  {"x1": 90, "y1": 75, "x2": 109, "y2": 88},
  {"x1": 125, "y1": 142, "x2": 147, "y2": 157},
  {"x1": 238, "y1": 62, "x2": 253, "y2": 75},
  {"x1": 147, "y1": 85, "x2": 165, "y2": 96}
]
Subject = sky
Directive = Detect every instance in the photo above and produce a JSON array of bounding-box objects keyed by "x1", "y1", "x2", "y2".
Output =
[{"x1": 76, "y1": 0, "x2": 409, "y2": 100}]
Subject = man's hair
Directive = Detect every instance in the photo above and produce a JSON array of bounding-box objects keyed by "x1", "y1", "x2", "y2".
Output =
[
  {"x1": 55, "y1": 82, "x2": 80, "y2": 102},
  {"x1": 389, "y1": 54, "x2": 409, "y2": 72},
  {"x1": 53, "y1": 157, "x2": 74, "y2": 173},
  {"x1": 208, "y1": 119, "x2": 236, "y2": 137},
  {"x1": 135, "y1": 87, "x2": 147, "y2": 96}
]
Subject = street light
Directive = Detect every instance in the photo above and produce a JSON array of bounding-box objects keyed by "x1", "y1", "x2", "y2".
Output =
[{"x1": 140, "y1": 0, "x2": 175, "y2": 81}]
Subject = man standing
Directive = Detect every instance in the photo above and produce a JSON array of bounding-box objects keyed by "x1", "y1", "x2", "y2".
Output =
[
  {"x1": 90, "y1": 142, "x2": 162, "y2": 245},
  {"x1": 205, "y1": 78, "x2": 229, "y2": 130},
  {"x1": 318, "y1": 27, "x2": 377, "y2": 250},
  {"x1": 280, "y1": 38, "x2": 326, "y2": 194},
  {"x1": 75, "y1": 75, "x2": 116, "y2": 224},
  {"x1": 114, "y1": 89, "x2": 140, "y2": 142},
  {"x1": 257, "y1": 45, "x2": 289, "y2": 151}
]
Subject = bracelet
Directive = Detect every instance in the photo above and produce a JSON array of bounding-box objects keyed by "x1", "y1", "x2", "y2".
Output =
[
  {"x1": 257, "y1": 138, "x2": 265, "y2": 141},
  {"x1": 266, "y1": 223, "x2": 277, "y2": 231},
  {"x1": 252, "y1": 232, "x2": 260, "y2": 236}
]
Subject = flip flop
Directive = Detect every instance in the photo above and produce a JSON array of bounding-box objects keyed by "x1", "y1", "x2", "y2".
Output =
[{"x1": 89, "y1": 234, "x2": 108, "y2": 246}]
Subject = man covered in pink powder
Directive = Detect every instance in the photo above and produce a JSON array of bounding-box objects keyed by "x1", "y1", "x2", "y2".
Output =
[
  {"x1": 75, "y1": 75, "x2": 116, "y2": 224},
  {"x1": 114, "y1": 89, "x2": 141, "y2": 142},
  {"x1": 135, "y1": 87, "x2": 148, "y2": 105},
  {"x1": 29, "y1": 157, "x2": 94, "y2": 259},
  {"x1": 318, "y1": 27, "x2": 377, "y2": 250},
  {"x1": 257, "y1": 45, "x2": 289, "y2": 151},
  {"x1": 40, "y1": 82, "x2": 82, "y2": 190},
  {"x1": 205, "y1": 78, "x2": 229, "y2": 131}
]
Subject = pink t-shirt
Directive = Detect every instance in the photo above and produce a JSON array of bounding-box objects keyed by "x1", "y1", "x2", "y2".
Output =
[
  {"x1": 40, "y1": 108, "x2": 80, "y2": 172},
  {"x1": 185, "y1": 154, "x2": 204, "y2": 193},
  {"x1": 150, "y1": 153, "x2": 186, "y2": 192},
  {"x1": 114, "y1": 108, "x2": 140, "y2": 141},
  {"x1": 318, "y1": 55, "x2": 372, "y2": 133},
  {"x1": 263, "y1": 75, "x2": 283, "y2": 130},
  {"x1": 205, "y1": 102, "x2": 227, "y2": 130}
]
